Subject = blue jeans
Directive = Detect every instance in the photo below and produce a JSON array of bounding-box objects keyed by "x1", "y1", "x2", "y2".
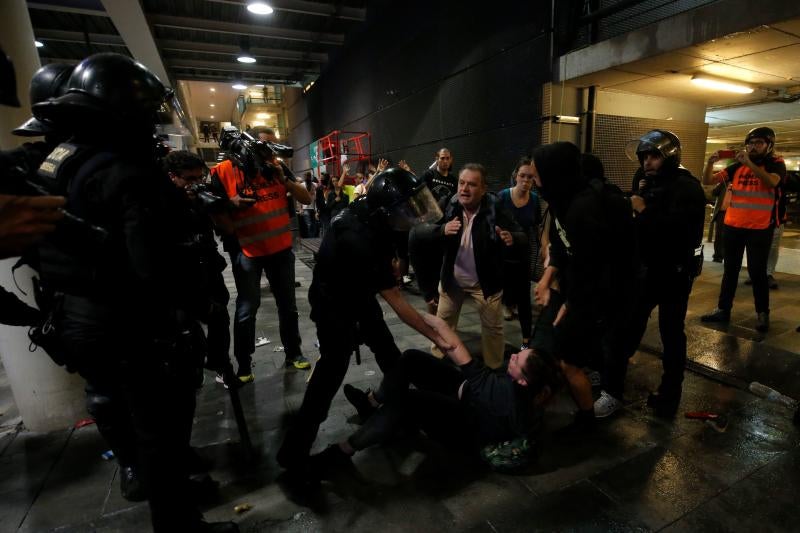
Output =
[{"x1": 229, "y1": 247, "x2": 302, "y2": 365}]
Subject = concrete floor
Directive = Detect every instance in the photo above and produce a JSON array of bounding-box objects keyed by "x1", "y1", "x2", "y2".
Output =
[{"x1": 1, "y1": 241, "x2": 799, "y2": 532}]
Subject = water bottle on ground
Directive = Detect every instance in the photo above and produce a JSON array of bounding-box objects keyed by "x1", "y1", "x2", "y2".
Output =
[{"x1": 749, "y1": 382, "x2": 798, "y2": 409}]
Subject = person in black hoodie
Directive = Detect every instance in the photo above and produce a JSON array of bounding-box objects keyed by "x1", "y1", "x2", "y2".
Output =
[
  {"x1": 595, "y1": 130, "x2": 705, "y2": 419},
  {"x1": 532, "y1": 142, "x2": 636, "y2": 434}
]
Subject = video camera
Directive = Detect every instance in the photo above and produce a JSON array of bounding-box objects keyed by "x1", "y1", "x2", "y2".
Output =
[{"x1": 218, "y1": 126, "x2": 294, "y2": 180}]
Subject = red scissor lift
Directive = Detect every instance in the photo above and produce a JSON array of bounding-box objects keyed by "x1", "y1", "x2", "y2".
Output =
[{"x1": 314, "y1": 130, "x2": 371, "y2": 182}]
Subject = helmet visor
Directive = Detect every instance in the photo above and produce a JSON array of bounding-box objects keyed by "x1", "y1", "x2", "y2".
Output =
[
  {"x1": 387, "y1": 185, "x2": 443, "y2": 231},
  {"x1": 625, "y1": 139, "x2": 647, "y2": 161}
]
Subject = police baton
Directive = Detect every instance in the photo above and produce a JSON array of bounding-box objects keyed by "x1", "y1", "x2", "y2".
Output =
[{"x1": 222, "y1": 367, "x2": 254, "y2": 463}]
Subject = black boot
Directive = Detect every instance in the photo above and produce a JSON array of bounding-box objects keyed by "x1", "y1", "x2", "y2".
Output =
[
  {"x1": 120, "y1": 465, "x2": 147, "y2": 502},
  {"x1": 343, "y1": 384, "x2": 375, "y2": 422},
  {"x1": 647, "y1": 392, "x2": 680, "y2": 419},
  {"x1": 555, "y1": 409, "x2": 595, "y2": 441}
]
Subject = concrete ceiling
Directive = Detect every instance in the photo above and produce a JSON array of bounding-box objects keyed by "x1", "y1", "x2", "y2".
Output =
[
  {"x1": 27, "y1": 0, "x2": 367, "y2": 133},
  {"x1": 566, "y1": 19, "x2": 800, "y2": 156}
]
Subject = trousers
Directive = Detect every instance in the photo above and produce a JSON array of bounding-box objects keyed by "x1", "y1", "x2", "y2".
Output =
[{"x1": 718, "y1": 224, "x2": 772, "y2": 313}]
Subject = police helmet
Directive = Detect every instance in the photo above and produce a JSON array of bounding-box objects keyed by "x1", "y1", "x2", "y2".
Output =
[
  {"x1": 0, "y1": 48, "x2": 20, "y2": 107},
  {"x1": 366, "y1": 167, "x2": 442, "y2": 231},
  {"x1": 625, "y1": 129, "x2": 682, "y2": 170},
  {"x1": 33, "y1": 53, "x2": 173, "y2": 126},
  {"x1": 745, "y1": 126, "x2": 775, "y2": 154},
  {"x1": 13, "y1": 63, "x2": 73, "y2": 136}
]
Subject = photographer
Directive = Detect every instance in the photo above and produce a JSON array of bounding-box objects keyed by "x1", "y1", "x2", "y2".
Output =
[
  {"x1": 164, "y1": 150, "x2": 234, "y2": 384},
  {"x1": 210, "y1": 129, "x2": 312, "y2": 379},
  {"x1": 595, "y1": 130, "x2": 705, "y2": 419}
]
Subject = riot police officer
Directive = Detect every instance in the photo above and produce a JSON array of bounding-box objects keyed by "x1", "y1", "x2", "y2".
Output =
[
  {"x1": 595, "y1": 130, "x2": 705, "y2": 419},
  {"x1": 32, "y1": 53, "x2": 237, "y2": 533},
  {"x1": 277, "y1": 167, "x2": 454, "y2": 475}
]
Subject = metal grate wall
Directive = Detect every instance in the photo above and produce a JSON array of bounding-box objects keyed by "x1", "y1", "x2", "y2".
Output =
[
  {"x1": 290, "y1": 0, "x2": 552, "y2": 193},
  {"x1": 592, "y1": 114, "x2": 709, "y2": 191}
]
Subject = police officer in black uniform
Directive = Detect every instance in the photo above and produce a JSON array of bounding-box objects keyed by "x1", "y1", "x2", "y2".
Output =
[
  {"x1": 277, "y1": 167, "x2": 454, "y2": 474},
  {"x1": 595, "y1": 130, "x2": 705, "y2": 419},
  {"x1": 32, "y1": 53, "x2": 237, "y2": 533},
  {"x1": 0, "y1": 54, "x2": 67, "y2": 258}
]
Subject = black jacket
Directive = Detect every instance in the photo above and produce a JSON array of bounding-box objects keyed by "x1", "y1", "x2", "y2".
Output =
[
  {"x1": 635, "y1": 166, "x2": 706, "y2": 272},
  {"x1": 438, "y1": 193, "x2": 525, "y2": 298}
]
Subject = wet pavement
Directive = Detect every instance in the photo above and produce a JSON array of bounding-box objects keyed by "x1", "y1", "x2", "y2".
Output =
[{"x1": 0, "y1": 243, "x2": 799, "y2": 532}]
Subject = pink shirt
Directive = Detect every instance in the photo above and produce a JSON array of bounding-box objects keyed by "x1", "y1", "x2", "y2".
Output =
[{"x1": 454, "y1": 207, "x2": 480, "y2": 288}]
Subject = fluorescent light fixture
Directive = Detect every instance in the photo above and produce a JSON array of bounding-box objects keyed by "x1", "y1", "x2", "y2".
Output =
[
  {"x1": 247, "y1": 1, "x2": 273, "y2": 15},
  {"x1": 232, "y1": 83, "x2": 247, "y2": 90},
  {"x1": 256, "y1": 112, "x2": 269, "y2": 119},
  {"x1": 34, "y1": 40, "x2": 44, "y2": 48},
  {"x1": 237, "y1": 53, "x2": 256, "y2": 64},
  {"x1": 691, "y1": 74, "x2": 754, "y2": 94},
  {"x1": 554, "y1": 115, "x2": 580, "y2": 124}
]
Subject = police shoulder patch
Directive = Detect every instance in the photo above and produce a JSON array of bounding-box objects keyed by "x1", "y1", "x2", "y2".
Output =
[{"x1": 38, "y1": 143, "x2": 79, "y2": 180}]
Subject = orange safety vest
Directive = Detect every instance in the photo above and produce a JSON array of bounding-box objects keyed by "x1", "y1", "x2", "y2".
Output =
[
  {"x1": 214, "y1": 159, "x2": 292, "y2": 257},
  {"x1": 720, "y1": 160, "x2": 780, "y2": 230}
]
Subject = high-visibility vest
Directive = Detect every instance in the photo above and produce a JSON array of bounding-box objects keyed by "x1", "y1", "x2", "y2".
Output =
[
  {"x1": 214, "y1": 159, "x2": 292, "y2": 257},
  {"x1": 721, "y1": 160, "x2": 780, "y2": 230}
]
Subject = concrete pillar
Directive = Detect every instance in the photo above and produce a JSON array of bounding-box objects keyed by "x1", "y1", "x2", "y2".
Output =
[{"x1": 0, "y1": 0, "x2": 87, "y2": 432}]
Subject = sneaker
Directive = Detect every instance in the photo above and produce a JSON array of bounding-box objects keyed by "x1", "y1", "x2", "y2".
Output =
[
  {"x1": 215, "y1": 373, "x2": 225, "y2": 385},
  {"x1": 587, "y1": 370, "x2": 602, "y2": 388},
  {"x1": 711, "y1": 257, "x2": 723, "y2": 263},
  {"x1": 768, "y1": 275, "x2": 778, "y2": 290},
  {"x1": 285, "y1": 355, "x2": 311, "y2": 370},
  {"x1": 700, "y1": 308, "x2": 730, "y2": 323},
  {"x1": 402, "y1": 275, "x2": 413, "y2": 285},
  {"x1": 520, "y1": 342, "x2": 530, "y2": 351},
  {"x1": 756, "y1": 312, "x2": 769, "y2": 333},
  {"x1": 343, "y1": 384, "x2": 375, "y2": 421},
  {"x1": 237, "y1": 372, "x2": 255, "y2": 384},
  {"x1": 594, "y1": 390, "x2": 622, "y2": 418}
]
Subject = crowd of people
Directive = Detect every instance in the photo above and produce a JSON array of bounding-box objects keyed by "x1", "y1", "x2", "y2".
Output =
[{"x1": 1, "y1": 49, "x2": 799, "y2": 532}]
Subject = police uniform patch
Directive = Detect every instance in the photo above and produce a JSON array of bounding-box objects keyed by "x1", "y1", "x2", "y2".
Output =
[{"x1": 38, "y1": 143, "x2": 78, "y2": 180}]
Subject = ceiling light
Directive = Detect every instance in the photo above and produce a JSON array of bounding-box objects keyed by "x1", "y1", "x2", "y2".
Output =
[
  {"x1": 34, "y1": 40, "x2": 44, "y2": 48},
  {"x1": 210, "y1": 88, "x2": 216, "y2": 92},
  {"x1": 232, "y1": 83, "x2": 247, "y2": 90},
  {"x1": 691, "y1": 74, "x2": 754, "y2": 94},
  {"x1": 210, "y1": 115, "x2": 215, "y2": 119},
  {"x1": 237, "y1": 53, "x2": 256, "y2": 64},
  {"x1": 247, "y1": 1, "x2": 273, "y2": 15},
  {"x1": 256, "y1": 112, "x2": 269, "y2": 119},
  {"x1": 209, "y1": 103, "x2": 215, "y2": 107},
  {"x1": 251, "y1": 120, "x2": 265, "y2": 126}
]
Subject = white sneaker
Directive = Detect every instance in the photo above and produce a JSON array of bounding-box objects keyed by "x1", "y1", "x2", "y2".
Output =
[{"x1": 594, "y1": 390, "x2": 622, "y2": 418}]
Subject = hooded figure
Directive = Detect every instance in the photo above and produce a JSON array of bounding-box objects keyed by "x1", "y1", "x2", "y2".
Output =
[{"x1": 531, "y1": 141, "x2": 636, "y2": 435}]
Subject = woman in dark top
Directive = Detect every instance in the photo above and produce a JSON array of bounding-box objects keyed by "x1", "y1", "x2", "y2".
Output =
[
  {"x1": 326, "y1": 166, "x2": 350, "y2": 224},
  {"x1": 498, "y1": 157, "x2": 542, "y2": 349}
]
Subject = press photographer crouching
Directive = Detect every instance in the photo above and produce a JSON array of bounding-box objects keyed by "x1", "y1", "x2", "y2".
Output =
[{"x1": 163, "y1": 150, "x2": 236, "y2": 386}]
